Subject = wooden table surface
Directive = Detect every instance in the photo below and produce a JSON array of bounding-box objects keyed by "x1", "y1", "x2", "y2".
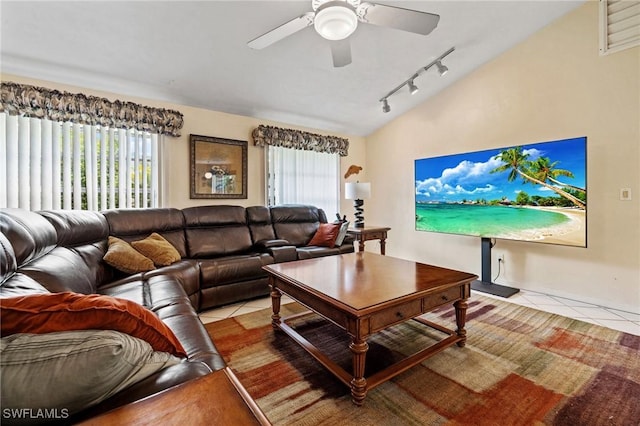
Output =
[
  {"x1": 265, "y1": 251, "x2": 477, "y2": 314},
  {"x1": 264, "y1": 252, "x2": 478, "y2": 405},
  {"x1": 80, "y1": 368, "x2": 270, "y2": 426}
]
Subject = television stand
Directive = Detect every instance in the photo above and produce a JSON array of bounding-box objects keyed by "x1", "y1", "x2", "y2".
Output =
[{"x1": 471, "y1": 238, "x2": 519, "y2": 298}]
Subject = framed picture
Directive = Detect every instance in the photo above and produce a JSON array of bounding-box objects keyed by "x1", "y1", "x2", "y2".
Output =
[{"x1": 190, "y1": 134, "x2": 247, "y2": 199}]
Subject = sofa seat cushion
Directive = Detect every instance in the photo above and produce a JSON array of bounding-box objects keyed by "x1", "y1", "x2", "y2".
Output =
[
  {"x1": 141, "y1": 260, "x2": 201, "y2": 303},
  {"x1": 99, "y1": 278, "x2": 187, "y2": 310},
  {"x1": 0, "y1": 292, "x2": 187, "y2": 357},
  {"x1": 0, "y1": 330, "x2": 181, "y2": 416},
  {"x1": 155, "y1": 302, "x2": 225, "y2": 370},
  {"x1": 98, "y1": 275, "x2": 224, "y2": 371},
  {"x1": 296, "y1": 246, "x2": 341, "y2": 260},
  {"x1": 199, "y1": 253, "x2": 274, "y2": 288}
]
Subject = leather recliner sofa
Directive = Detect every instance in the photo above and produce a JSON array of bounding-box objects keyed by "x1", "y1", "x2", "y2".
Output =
[{"x1": 0, "y1": 204, "x2": 353, "y2": 421}]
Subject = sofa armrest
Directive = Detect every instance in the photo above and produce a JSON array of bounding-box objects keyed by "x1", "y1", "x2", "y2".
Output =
[
  {"x1": 342, "y1": 234, "x2": 355, "y2": 245},
  {"x1": 268, "y1": 246, "x2": 298, "y2": 263},
  {"x1": 253, "y1": 239, "x2": 297, "y2": 263}
]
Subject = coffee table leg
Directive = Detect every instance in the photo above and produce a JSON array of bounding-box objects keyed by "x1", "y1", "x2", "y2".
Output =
[
  {"x1": 349, "y1": 338, "x2": 369, "y2": 406},
  {"x1": 270, "y1": 286, "x2": 282, "y2": 330},
  {"x1": 454, "y1": 299, "x2": 468, "y2": 347}
]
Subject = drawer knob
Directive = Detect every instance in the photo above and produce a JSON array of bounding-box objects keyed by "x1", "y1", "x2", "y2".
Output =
[
  {"x1": 441, "y1": 295, "x2": 449, "y2": 301},
  {"x1": 396, "y1": 311, "x2": 404, "y2": 319}
]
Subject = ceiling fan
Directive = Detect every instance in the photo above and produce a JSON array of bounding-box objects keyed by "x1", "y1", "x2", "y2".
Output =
[{"x1": 247, "y1": 0, "x2": 440, "y2": 68}]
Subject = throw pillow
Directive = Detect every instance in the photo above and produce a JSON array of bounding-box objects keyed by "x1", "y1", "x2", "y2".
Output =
[
  {"x1": 1, "y1": 330, "x2": 181, "y2": 415},
  {"x1": 131, "y1": 233, "x2": 181, "y2": 267},
  {"x1": 334, "y1": 221, "x2": 350, "y2": 246},
  {"x1": 103, "y1": 236, "x2": 155, "y2": 274},
  {"x1": 307, "y1": 223, "x2": 342, "y2": 248},
  {"x1": 0, "y1": 292, "x2": 187, "y2": 358}
]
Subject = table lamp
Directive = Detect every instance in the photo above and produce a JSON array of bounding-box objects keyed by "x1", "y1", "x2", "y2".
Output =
[{"x1": 345, "y1": 182, "x2": 371, "y2": 228}]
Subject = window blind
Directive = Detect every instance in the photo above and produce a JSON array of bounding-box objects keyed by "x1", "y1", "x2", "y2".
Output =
[
  {"x1": 0, "y1": 112, "x2": 160, "y2": 211},
  {"x1": 266, "y1": 145, "x2": 340, "y2": 217}
]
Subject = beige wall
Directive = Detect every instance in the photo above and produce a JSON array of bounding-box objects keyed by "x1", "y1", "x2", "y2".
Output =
[
  {"x1": 1, "y1": 74, "x2": 366, "y2": 218},
  {"x1": 365, "y1": 2, "x2": 640, "y2": 312}
]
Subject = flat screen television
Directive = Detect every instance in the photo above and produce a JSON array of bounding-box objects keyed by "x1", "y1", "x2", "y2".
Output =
[{"x1": 415, "y1": 136, "x2": 587, "y2": 248}]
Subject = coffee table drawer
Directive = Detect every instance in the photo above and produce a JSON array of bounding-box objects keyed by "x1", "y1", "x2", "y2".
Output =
[
  {"x1": 370, "y1": 299, "x2": 422, "y2": 330},
  {"x1": 423, "y1": 287, "x2": 462, "y2": 310}
]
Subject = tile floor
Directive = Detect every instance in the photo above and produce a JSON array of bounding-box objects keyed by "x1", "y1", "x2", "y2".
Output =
[{"x1": 199, "y1": 289, "x2": 640, "y2": 336}]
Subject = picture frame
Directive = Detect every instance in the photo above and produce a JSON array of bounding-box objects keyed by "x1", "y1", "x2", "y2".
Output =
[{"x1": 190, "y1": 134, "x2": 247, "y2": 199}]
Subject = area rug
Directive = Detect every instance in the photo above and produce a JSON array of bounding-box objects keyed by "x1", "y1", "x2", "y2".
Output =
[{"x1": 205, "y1": 295, "x2": 640, "y2": 426}]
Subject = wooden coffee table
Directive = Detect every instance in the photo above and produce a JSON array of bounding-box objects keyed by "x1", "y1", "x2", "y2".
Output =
[{"x1": 263, "y1": 252, "x2": 477, "y2": 406}]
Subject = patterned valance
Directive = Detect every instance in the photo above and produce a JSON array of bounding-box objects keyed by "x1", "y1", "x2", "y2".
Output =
[
  {"x1": 0, "y1": 81, "x2": 184, "y2": 137},
  {"x1": 252, "y1": 125, "x2": 349, "y2": 156}
]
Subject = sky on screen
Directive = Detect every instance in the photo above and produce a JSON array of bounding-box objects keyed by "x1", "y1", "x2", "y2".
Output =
[{"x1": 415, "y1": 137, "x2": 586, "y2": 203}]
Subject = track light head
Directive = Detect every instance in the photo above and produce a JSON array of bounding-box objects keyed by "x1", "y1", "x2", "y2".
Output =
[
  {"x1": 407, "y1": 79, "x2": 419, "y2": 95},
  {"x1": 378, "y1": 47, "x2": 454, "y2": 112},
  {"x1": 382, "y1": 99, "x2": 390, "y2": 113},
  {"x1": 436, "y1": 60, "x2": 448, "y2": 76}
]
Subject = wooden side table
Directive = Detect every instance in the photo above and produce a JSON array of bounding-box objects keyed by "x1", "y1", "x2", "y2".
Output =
[
  {"x1": 80, "y1": 368, "x2": 270, "y2": 425},
  {"x1": 346, "y1": 226, "x2": 391, "y2": 255}
]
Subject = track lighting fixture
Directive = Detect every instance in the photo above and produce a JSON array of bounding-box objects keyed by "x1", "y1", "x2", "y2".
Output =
[
  {"x1": 407, "y1": 78, "x2": 419, "y2": 95},
  {"x1": 435, "y1": 60, "x2": 448, "y2": 76},
  {"x1": 382, "y1": 98, "x2": 390, "y2": 113},
  {"x1": 378, "y1": 47, "x2": 454, "y2": 113}
]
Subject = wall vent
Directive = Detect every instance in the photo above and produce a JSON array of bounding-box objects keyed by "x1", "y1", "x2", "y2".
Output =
[{"x1": 600, "y1": 0, "x2": 640, "y2": 55}]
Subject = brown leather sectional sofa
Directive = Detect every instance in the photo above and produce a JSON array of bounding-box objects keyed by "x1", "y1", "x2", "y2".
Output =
[{"x1": 0, "y1": 204, "x2": 353, "y2": 422}]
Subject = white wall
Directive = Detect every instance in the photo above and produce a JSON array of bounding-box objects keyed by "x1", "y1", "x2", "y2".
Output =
[{"x1": 365, "y1": 2, "x2": 640, "y2": 312}]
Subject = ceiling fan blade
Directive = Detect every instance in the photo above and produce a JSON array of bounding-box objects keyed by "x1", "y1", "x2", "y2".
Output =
[
  {"x1": 357, "y1": 2, "x2": 440, "y2": 36},
  {"x1": 248, "y1": 12, "x2": 315, "y2": 50},
  {"x1": 330, "y1": 39, "x2": 352, "y2": 68}
]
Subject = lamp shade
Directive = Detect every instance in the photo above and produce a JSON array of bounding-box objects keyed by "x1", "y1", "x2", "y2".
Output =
[{"x1": 345, "y1": 182, "x2": 371, "y2": 200}]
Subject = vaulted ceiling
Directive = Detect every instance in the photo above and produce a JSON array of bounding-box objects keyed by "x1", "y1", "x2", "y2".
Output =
[{"x1": 1, "y1": 1, "x2": 584, "y2": 136}]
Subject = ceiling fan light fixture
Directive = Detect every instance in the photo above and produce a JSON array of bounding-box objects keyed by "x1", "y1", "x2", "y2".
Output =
[{"x1": 314, "y1": 2, "x2": 358, "y2": 41}]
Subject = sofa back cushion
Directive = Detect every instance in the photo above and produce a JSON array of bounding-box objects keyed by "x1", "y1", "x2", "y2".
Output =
[
  {"x1": 39, "y1": 210, "x2": 116, "y2": 289},
  {"x1": 270, "y1": 205, "x2": 326, "y2": 246},
  {"x1": 0, "y1": 209, "x2": 101, "y2": 294},
  {"x1": 182, "y1": 206, "x2": 252, "y2": 258},
  {"x1": 0, "y1": 232, "x2": 17, "y2": 286},
  {"x1": 1, "y1": 231, "x2": 49, "y2": 297},
  {"x1": 246, "y1": 206, "x2": 276, "y2": 243},
  {"x1": 0, "y1": 208, "x2": 57, "y2": 267},
  {"x1": 103, "y1": 208, "x2": 187, "y2": 258}
]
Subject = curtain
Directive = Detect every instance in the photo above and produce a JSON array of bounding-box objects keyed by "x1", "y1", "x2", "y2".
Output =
[
  {"x1": 253, "y1": 124, "x2": 349, "y2": 156},
  {"x1": 0, "y1": 82, "x2": 183, "y2": 137},
  {"x1": 267, "y1": 145, "x2": 340, "y2": 217}
]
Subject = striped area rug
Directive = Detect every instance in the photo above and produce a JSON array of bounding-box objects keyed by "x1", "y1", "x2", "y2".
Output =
[{"x1": 205, "y1": 295, "x2": 640, "y2": 425}]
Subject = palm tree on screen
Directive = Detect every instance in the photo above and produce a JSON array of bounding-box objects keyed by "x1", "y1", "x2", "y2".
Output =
[
  {"x1": 490, "y1": 147, "x2": 585, "y2": 209},
  {"x1": 529, "y1": 156, "x2": 586, "y2": 194}
]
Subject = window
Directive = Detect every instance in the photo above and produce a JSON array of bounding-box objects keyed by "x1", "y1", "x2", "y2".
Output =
[
  {"x1": 0, "y1": 113, "x2": 161, "y2": 211},
  {"x1": 0, "y1": 81, "x2": 183, "y2": 211},
  {"x1": 253, "y1": 124, "x2": 349, "y2": 217},
  {"x1": 266, "y1": 145, "x2": 340, "y2": 216}
]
